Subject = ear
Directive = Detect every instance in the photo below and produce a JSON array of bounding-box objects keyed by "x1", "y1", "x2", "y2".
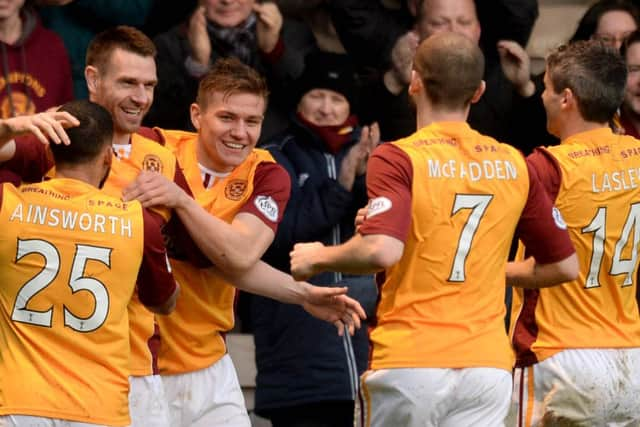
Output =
[
  {"x1": 190, "y1": 103, "x2": 202, "y2": 130},
  {"x1": 408, "y1": 69, "x2": 423, "y2": 95},
  {"x1": 103, "y1": 143, "x2": 114, "y2": 166},
  {"x1": 470, "y1": 80, "x2": 486, "y2": 104},
  {"x1": 560, "y1": 87, "x2": 574, "y2": 111},
  {"x1": 85, "y1": 66, "x2": 99, "y2": 94}
]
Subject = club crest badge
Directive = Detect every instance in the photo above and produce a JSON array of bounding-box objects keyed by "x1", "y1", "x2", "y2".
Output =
[
  {"x1": 142, "y1": 154, "x2": 163, "y2": 173},
  {"x1": 225, "y1": 179, "x2": 248, "y2": 200}
]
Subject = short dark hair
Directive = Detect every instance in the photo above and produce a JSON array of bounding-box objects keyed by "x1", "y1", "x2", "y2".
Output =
[
  {"x1": 570, "y1": 0, "x2": 640, "y2": 42},
  {"x1": 196, "y1": 57, "x2": 269, "y2": 109},
  {"x1": 546, "y1": 40, "x2": 627, "y2": 123},
  {"x1": 86, "y1": 25, "x2": 156, "y2": 72},
  {"x1": 413, "y1": 32, "x2": 484, "y2": 110},
  {"x1": 49, "y1": 100, "x2": 114, "y2": 165}
]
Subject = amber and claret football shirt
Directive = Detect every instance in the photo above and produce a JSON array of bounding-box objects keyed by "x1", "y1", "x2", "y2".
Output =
[
  {"x1": 153, "y1": 129, "x2": 291, "y2": 375},
  {"x1": 0, "y1": 179, "x2": 176, "y2": 426},
  {"x1": 358, "y1": 122, "x2": 574, "y2": 372},
  {"x1": 511, "y1": 127, "x2": 640, "y2": 367},
  {"x1": 2, "y1": 129, "x2": 194, "y2": 376}
]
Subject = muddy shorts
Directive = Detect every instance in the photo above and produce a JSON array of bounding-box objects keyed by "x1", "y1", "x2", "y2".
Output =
[{"x1": 508, "y1": 348, "x2": 640, "y2": 426}]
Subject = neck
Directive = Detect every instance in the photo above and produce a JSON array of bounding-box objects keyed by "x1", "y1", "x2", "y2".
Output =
[
  {"x1": 55, "y1": 164, "x2": 102, "y2": 188},
  {"x1": 416, "y1": 99, "x2": 470, "y2": 129},
  {"x1": 113, "y1": 130, "x2": 131, "y2": 146},
  {"x1": 557, "y1": 117, "x2": 608, "y2": 141},
  {"x1": 0, "y1": 13, "x2": 22, "y2": 44}
]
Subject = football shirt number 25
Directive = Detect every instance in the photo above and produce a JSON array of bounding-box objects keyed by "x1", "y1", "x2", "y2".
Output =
[{"x1": 11, "y1": 238, "x2": 112, "y2": 332}]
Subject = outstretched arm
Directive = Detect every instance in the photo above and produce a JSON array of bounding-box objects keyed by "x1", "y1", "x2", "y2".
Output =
[
  {"x1": 123, "y1": 169, "x2": 365, "y2": 334},
  {"x1": 218, "y1": 260, "x2": 366, "y2": 336}
]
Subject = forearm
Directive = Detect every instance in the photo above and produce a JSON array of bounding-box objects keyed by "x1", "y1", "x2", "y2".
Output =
[
  {"x1": 314, "y1": 234, "x2": 396, "y2": 275},
  {"x1": 220, "y1": 260, "x2": 310, "y2": 305},
  {"x1": 506, "y1": 253, "x2": 578, "y2": 289}
]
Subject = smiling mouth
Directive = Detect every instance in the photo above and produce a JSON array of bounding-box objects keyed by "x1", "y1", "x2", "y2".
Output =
[
  {"x1": 122, "y1": 107, "x2": 142, "y2": 116},
  {"x1": 223, "y1": 141, "x2": 245, "y2": 150}
]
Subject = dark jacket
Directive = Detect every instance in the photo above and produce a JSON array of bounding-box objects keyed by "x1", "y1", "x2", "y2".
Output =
[
  {"x1": 144, "y1": 14, "x2": 316, "y2": 142},
  {"x1": 246, "y1": 116, "x2": 377, "y2": 413}
]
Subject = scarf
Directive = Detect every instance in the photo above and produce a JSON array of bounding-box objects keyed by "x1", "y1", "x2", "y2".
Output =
[{"x1": 297, "y1": 112, "x2": 359, "y2": 154}]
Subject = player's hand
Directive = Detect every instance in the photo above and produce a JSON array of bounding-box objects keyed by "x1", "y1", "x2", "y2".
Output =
[
  {"x1": 497, "y1": 40, "x2": 535, "y2": 97},
  {"x1": 187, "y1": 5, "x2": 211, "y2": 66},
  {"x1": 290, "y1": 241, "x2": 325, "y2": 281},
  {"x1": 3, "y1": 111, "x2": 79, "y2": 145},
  {"x1": 254, "y1": 2, "x2": 283, "y2": 53},
  {"x1": 301, "y1": 284, "x2": 366, "y2": 336},
  {"x1": 122, "y1": 171, "x2": 188, "y2": 208}
]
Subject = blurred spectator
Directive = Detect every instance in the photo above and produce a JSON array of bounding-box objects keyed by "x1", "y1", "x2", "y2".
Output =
[
  {"x1": 0, "y1": 0, "x2": 72, "y2": 117},
  {"x1": 619, "y1": 29, "x2": 640, "y2": 136},
  {"x1": 570, "y1": 0, "x2": 639, "y2": 50},
  {"x1": 243, "y1": 51, "x2": 378, "y2": 427},
  {"x1": 144, "y1": 0, "x2": 316, "y2": 143},
  {"x1": 36, "y1": 0, "x2": 153, "y2": 99},
  {"x1": 511, "y1": 0, "x2": 640, "y2": 155},
  {"x1": 548, "y1": 0, "x2": 640, "y2": 138},
  {"x1": 354, "y1": 0, "x2": 546, "y2": 155},
  {"x1": 326, "y1": 0, "x2": 537, "y2": 76}
]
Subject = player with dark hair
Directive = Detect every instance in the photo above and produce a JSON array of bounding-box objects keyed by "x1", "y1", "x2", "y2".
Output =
[{"x1": 0, "y1": 100, "x2": 178, "y2": 427}]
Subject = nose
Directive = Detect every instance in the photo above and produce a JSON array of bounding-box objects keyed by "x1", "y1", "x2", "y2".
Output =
[
  {"x1": 230, "y1": 120, "x2": 247, "y2": 138},
  {"x1": 130, "y1": 84, "x2": 150, "y2": 105},
  {"x1": 451, "y1": 22, "x2": 465, "y2": 35},
  {"x1": 318, "y1": 98, "x2": 332, "y2": 115}
]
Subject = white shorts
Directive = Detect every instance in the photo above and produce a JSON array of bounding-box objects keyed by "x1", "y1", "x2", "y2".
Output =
[
  {"x1": 128, "y1": 375, "x2": 170, "y2": 427},
  {"x1": 508, "y1": 348, "x2": 640, "y2": 426},
  {"x1": 161, "y1": 353, "x2": 250, "y2": 427},
  {"x1": 0, "y1": 415, "x2": 122, "y2": 427},
  {"x1": 358, "y1": 367, "x2": 511, "y2": 427}
]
